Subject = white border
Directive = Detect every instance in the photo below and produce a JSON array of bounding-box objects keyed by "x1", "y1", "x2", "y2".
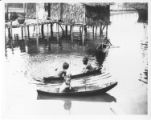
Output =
[{"x1": 0, "y1": 0, "x2": 150, "y2": 120}]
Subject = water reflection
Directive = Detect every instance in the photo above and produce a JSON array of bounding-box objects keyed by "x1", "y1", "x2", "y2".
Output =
[
  {"x1": 19, "y1": 40, "x2": 26, "y2": 52},
  {"x1": 37, "y1": 93, "x2": 116, "y2": 111},
  {"x1": 64, "y1": 99, "x2": 72, "y2": 111}
]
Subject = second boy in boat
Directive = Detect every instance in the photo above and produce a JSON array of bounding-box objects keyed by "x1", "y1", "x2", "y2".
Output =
[{"x1": 82, "y1": 57, "x2": 94, "y2": 73}]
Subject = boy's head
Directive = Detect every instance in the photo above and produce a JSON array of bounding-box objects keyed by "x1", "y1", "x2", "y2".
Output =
[
  {"x1": 83, "y1": 57, "x2": 88, "y2": 65},
  {"x1": 63, "y1": 62, "x2": 69, "y2": 70}
]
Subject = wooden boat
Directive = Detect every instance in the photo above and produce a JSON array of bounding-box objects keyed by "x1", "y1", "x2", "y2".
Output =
[
  {"x1": 38, "y1": 92, "x2": 116, "y2": 102},
  {"x1": 43, "y1": 68, "x2": 101, "y2": 83},
  {"x1": 37, "y1": 81, "x2": 118, "y2": 96}
]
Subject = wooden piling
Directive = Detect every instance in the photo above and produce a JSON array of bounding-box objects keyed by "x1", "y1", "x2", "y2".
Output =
[
  {"x1": 100, "y1": 24, "x2": 103, "y2": 36},
  {"x1": 24, "y1": 25, "x2": 27, "y2": 40},
  {"x1": 70, "y1": 25, "x2": 73, "y2": 42},
  {"x1": 21, "y1": 26, "x2": 24, "y2": 40},
  {"x1": 92, "y1": 26, "x2": 95, "y2": 40},
  {"x1": 27, "y1": 25, "x2": 30, "y2": 39},
  {"x1": 8, "y1": 27, "x2": 11, "y2": 41},
  {"x1": 56, "y1": 23, "x2": 59, "y2": 43},
  {"x1": 106, "y1": 25, "x2": 108, "y2": 38},
  {"x1": 48, "y1": 37, "x2": 51, "y2": 51},
  {"x1": 82, "y1": 25, "x2": 85, "y2": 44},
  {"x1": 50, "y1": 23, "x2": 53, "y2": 38},
  {"x1": 65, "y1": 25, "x2": 68, "y2": 37},
  {"x1": 41, "y1": 24, "x2": 44, "y2": 38},
  {"x1": 36, "y1": 23, "x2": 39, "y2": 47},
  {"x1": 95, "y1": 26, "x2": 97, "y2": 36},
  {"x1": 10, "y1": 21, "x2": 14, "y2": 53}
]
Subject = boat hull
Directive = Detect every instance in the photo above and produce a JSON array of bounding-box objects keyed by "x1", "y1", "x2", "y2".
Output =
[
  {"x1": 43, "y1": 68, "x2": 101, "y2": 83},
  {"x1": 37, "y1": 81, "x2": 117, "y2": 96}
]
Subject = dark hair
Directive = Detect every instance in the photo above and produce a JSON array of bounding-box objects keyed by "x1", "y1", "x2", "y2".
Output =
[
  {"x1": 63, "y1": 62, "x2": 69, "y2": 70},
  {"x1": 83, "y1": 57, "x2": 88, "y2": 65}
]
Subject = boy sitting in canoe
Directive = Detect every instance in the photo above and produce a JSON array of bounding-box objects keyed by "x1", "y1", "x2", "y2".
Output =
[
  {"x1": 58, "y1": 62, "x2": 72, "y2": 92},
  {"x1": 57, "y1": 62, "x2": 69, "y2": 78},
  {"x1": 82, "y1": 57, "x2": 94, "y2": 73}
]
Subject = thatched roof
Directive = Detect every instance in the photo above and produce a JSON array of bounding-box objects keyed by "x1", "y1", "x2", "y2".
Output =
[{"x1": 83, "y1": 3, "x2": 112, "y2": 7}]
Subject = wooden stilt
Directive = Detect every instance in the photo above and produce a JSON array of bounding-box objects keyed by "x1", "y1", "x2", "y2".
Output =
[
  {"x1": 47, "y1": 23, "x2": 49, "y2": 37},
  {"x1": 95, "y1": 26, "x2": 97, "y2": 36},
  {"x1": 84, "y1": 26, "x2": 87, "y2": 40},
  {"x1": 27, "y1": 25, "x2": 30, "y2": 39},
  {"x1": 82, "y1": 26, "x2": 85, "y2": 44},
  {"x1": 50, "y1": 23, "x2": 53, "y2": 38},
  {"x1": 41, "y1": 24, "x2": 44, "y2": 38},
  {"x1": 8, "y1": 27, "x2": 11, "y2": 41},
  {"x1": 21, "y1": 26, "x2": 24, "y2": 40},
  {"x1": 24, "y1": 25, "x2": 27, "y2": 40},
  {"x1": 106, "y1": 25, "x2": 108, "y2": 38},
  {"x1": 84, "y1": 26, "x2": 87, "y2": 34},
  {"x1": 36, "y1": 24, "x2": 39, "y2": 48},
  {"x1": 57, "y1": 23, "x2": 59, "y2": 43},
  {"x1": 5, "y1": 29, "x2": 7, "y2": 57},
  {"x1": 10, "y1": 21, "x2": 14, "y2": 53},
  {"x1": 70, "y1": 25, "x2": 73, "y2": 42},
  {"x1": 48, "y1": 37, "x2": 51, "y2": 51},
  {"x1": 92, "y1": 26, "x2": 94, "y2": 40},
  {"x1": 100, "y1": 24, "x2": 103, "y2": 36},
  {"x1": 33, "y1": 25, "x2": 35, "y2": 37},
  {"x1": 65, "y1": 25, "x2": 68, "y2": 37}
]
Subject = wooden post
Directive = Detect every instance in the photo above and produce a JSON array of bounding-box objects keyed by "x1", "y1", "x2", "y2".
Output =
[
  {"x1": 36, "y1": 23, "x2": 39, "y2": 48},
  {"x1": 106, "y1": 25, "x2": 108, "y2": 38},
  {"x1": 41, "y1": 24, "x2": 44, "y2": 38},
  {"x1": 65, "y1": 25, "x2": 68, "y2": 37},
  {"x1": 21, "y1": 26, "x2": 24, "y2": 40},
  {"x1": 82, "y1": 25, "x2": 85, "y2": 44},
  {"x1": 48, "y1": 37, "x2": 51, "y2": 51},
  {"x1": 95, "y1": 26, "x2": 97, "y2": 36},
  {"x1": 24, "y1": 25, "x2": 27, "y2": 39},
  {"x1": 100, "y1": 24, "x2": 103, "y2": 36},
  {"x1": 8, "y1": 27, "x2": 11, "y2": 41},
  {"x1": 10, "y1": 21, "x2": 14, "y2": 53},
  {"x1": 70, "y1": 25, "x2": 73, "y2": 42},
  {"x1": 47, "y1": 23, "x2": 49, "y2": 37},
  {"x1": 5, "y1": 29, "x2": 7, "y2": 57},
  {"x1": 92, "y1": 26, "x2": 94, "y2": 40},
  {"x1": 50, "y1": 23, "x2": 53, "y2": 38},
  {"x1": 84, "y1": 26, "x2": 87, "y2": 40},
  {"x1": 56, "y1": 23, "x2": 59, "y2": 43},
  {"x1": 27, "y1": 25, "x2": 30, "y2": 39}
]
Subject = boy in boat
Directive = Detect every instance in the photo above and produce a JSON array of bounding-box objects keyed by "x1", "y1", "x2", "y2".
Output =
[
  {"x1": 82, "y1": 57, "x2": 94, "y2": 73},
  {"x1": 57, "y1": 62, "x2": 69, "y2": 78},
  {"x1": 58, "y1": 62, "x2": 72, "y2": 92}
]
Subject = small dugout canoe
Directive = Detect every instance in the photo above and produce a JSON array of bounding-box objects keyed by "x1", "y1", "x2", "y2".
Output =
[
  {"x1": 37, "y1": 81, "x2": 118, "y2": 96},
  {"x1": 43, "y1": 68, "x2": 101, "y2": 83}
]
